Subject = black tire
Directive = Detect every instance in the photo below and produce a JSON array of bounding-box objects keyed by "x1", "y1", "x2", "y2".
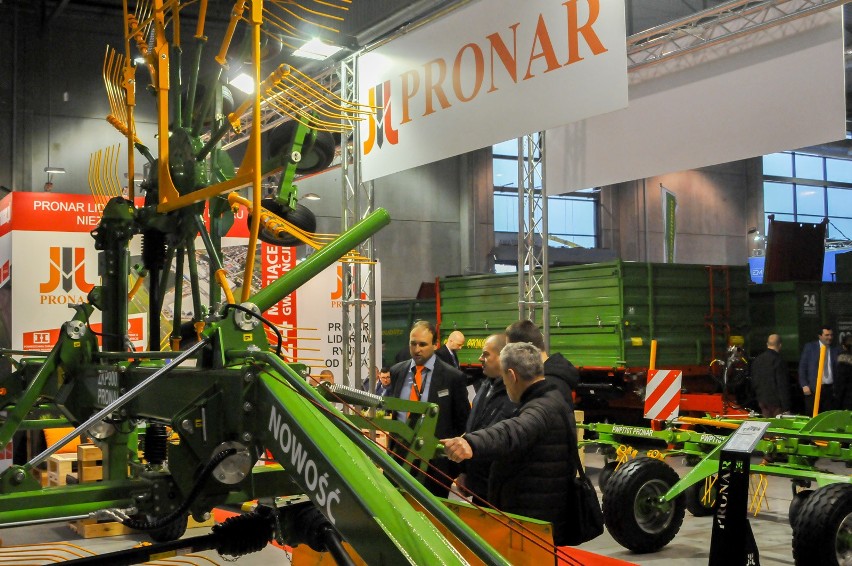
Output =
[
  {"x1": 789, "y1": 490, "x2": 814, "y2": 528},
  {"x1": 249, "y1": 199, "x2": 317, "y2": 246},
  {"x1": 685, "y1": 476, "x2": 717, "y2": 517},
  {"x1": 602, "y1": 457, "x2": 686, "y2": 553},
  {"x1": 148, "y1": 513, "x2": 188, "y2": 543},
  {"x1": 598, "y1": 461, "x2": 617, "y2": 493},
  {"x1": 267, "y1": 121, "x2": 336, "y2": 174},
  {"x1": 792, "y1": 483, "x2": 852, "y2": 565}
]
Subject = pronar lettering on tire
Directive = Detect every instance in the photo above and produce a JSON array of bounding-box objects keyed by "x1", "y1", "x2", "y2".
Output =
[
  {"x1": 267, "y1": 406, "x2": 341, "y2": 524},
  {"x1": 602, "y1": 457, "x2": 685, "y2": 553}
]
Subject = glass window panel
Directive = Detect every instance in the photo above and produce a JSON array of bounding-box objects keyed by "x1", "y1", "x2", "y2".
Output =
[
  {"x1": 798, "y1": 214, "x2": 825, "y2": 225},
  {"x1": 493, "y1": 159, "x2": 518, "y2": 189},
  {"x1": 828, "y1": 217, "x2": 852, "y2": 240},
  {"x1": 493, "y1": 193, "x2": 518, "y2": 232},
  {"x1": 763, "y1": 153, "x2": 792, "y2": 177},
  {"x1": 794, "y1": 154, "x2": 824, "y2": 181},
  {"x1": 826, "y1": 159, "x2": 852, "y2": 183},
  {"x1": 828, "y1": 187, "x2": 852, "y2": 215},
  {"x1": 763, "y1": 182, "x2": 794, "y2": 214},
  {"x1": 492, "y1": 140, "x2": 518, "y2": 158},
  {"x1": 765, "y1": 213, "x2": 794, "y2": 233},
  {"x1": 796, "y1": 186, "x2": 825, "y2": 216}
]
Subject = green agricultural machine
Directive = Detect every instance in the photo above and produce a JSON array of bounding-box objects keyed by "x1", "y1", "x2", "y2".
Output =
[
  {"x1": 0, "y1": 1, "x2": 566, "y2": 564},
  {"x1": 582, "y1": 412, "x2": 852, "y2": 565}
]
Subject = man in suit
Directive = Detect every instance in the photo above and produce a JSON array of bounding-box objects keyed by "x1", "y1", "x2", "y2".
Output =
[
  {"x1": 799, "y1": 325, "x2": 840, "y2": 415},
  {"x1": 751, "y1": 333, "x2": 791, "y2": 417},
  {"x1": 363, "y1": 366, "x2": 392, "y2": 396},
  {"x1": 390, "y1": 320, "x2": 470, "y2": 497},
  {"x1": 435, "y1": 330, "x2": 465, "y2": 369}
]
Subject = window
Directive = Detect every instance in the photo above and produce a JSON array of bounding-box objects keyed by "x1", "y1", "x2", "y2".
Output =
[
  {"x1": 493, "y1": 138, "x2": 600, "y2": 272},
  {"x1": 762, "y1": 151, "x2": 852, "y2": 245}
]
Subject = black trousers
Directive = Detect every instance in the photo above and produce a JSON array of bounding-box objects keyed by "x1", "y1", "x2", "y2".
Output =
[{"x1": 804, "y1": 384, "x2": 834, "y2": 416}]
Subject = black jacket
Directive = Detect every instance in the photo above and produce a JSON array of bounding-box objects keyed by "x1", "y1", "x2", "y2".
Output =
[
  {"x1": 544, "y1": 353, "x2": 579, "y2": 402},
  {"x1": 463, "y1": 378, "x2": 516, "y2": 503},
  {"x1": 465, "y1": 380, "x2": 575, "y2": 545},
  {"x1": 390, "y1": 357, "x2": 471, "y2": 497},
  {"x1": 750, "y1": 348, "x2": 791, "y2": 413},
  {"x1": 435, "y1": 344, "x2": 460, "y2": 368}
]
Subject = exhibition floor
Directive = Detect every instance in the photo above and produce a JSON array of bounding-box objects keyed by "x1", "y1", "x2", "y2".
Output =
[{"x1": 0, "y1": 449, "x2": 803, "y2": 565}]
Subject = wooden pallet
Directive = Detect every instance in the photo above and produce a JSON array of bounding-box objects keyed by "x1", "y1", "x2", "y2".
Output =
[
  {"x1": 47, "y1": 454, "x2": 78, "y2": 486},
  {"x1": 68, "y1": 515, "x2": 215, "y2": 539}
]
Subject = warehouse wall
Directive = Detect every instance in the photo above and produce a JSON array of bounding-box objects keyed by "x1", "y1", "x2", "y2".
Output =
[{"x1": 599, "y1": 159, "x2": 762, "y2": 266}]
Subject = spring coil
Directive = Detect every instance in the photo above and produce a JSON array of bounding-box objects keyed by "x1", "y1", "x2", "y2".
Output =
[{"x1": 144, "y1": 424, "x2": 168, "y2": 465}]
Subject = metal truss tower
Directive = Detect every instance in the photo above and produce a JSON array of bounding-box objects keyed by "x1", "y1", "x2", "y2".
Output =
[
  {"x1": 516, "y1": 132, "x2": 550, "y2": 348},
  {"x1": 339, "y1": 56, "x2": 376, "y2": 392}
]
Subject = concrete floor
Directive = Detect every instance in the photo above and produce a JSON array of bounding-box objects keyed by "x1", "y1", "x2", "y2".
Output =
[{"x1": 0, "y1": 449, "x2": 806, "y2": 565}]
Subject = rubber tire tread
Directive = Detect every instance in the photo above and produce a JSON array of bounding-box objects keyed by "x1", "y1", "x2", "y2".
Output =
[
  {"x1": 792, "y1": 483, "x2": 852, "y2": 566},
  {"x1": 252, "y1": 200, "x2": 317, "y2": 246},
  {"x1": 788, "y1": 490, "x2": 813, "y2": 528},
  {"x1": 268, "y1": 122, "x2": 336, "y2": 174},
  {"x1": 148, "y1": 513, "x2": 188, "y2": 543},
  {"x1": 601, "y1": 457, "x2": 685, "y2": 553},
  {"x1": 598, "y1": 461, "x2": 617, "y2": 493},
  {"x1": 684, "y1": 477, "x2": 717, "y2": 517}
]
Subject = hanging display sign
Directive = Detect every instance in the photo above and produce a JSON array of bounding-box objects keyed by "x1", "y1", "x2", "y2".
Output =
[{"x1": 358, "y1": 0, "x2": 627, "y2": 181}]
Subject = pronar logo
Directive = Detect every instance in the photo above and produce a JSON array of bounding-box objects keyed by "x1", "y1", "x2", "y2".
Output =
[
  {"x1": 363, "y1": 81, "x2": 399, "y2": 155},
  {"x1": 361, "y1": 0, "x2": 608, "y2": 156},
  {"x1": 39, "y1": 246, "x2": 95, "y2": 302}
]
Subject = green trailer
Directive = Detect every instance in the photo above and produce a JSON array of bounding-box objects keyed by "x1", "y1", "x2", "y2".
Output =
[
  {"x1": 748, "y1": 281, "x2": 852, "y2": 363},
  {"x1": 380, "y1": 298, "x2": 436, "y2": 367},
  {"x1": 440, "y1": 262, "x2": 750, "y2": 416}
]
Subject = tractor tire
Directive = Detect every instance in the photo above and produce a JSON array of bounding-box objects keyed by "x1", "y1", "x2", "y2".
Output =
[
  {"x1": 251, "y1": 199, "x2": 317, "y2": 246},
  {"x1": 598, "y1": 461, "x2": 617, "y2": 493},
  {"x1": 148, "y1": 513, "x2": 188, "y2": 543},
  {"x1": 267, "y1": 122, "x2": 336, "y2": 174},
  {"x1": 602, "y1": 457, "x2": 685, "y2": 554},
  {"x1": 792, "y1": 483, "x2": 852, "y2": 565},
  {"x1": 684, "y1": 477, "x2": 717, "y2": 517},
  {"x1": 788, "y1": 489, "x2": 814, "y2": 528}
]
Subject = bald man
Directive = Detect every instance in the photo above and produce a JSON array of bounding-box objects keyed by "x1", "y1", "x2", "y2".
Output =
[
  {"x1": 436, "y1": 330, "x2": 465, "y2": 369},
  {"x1": 750, "y1": 334, "x2": 791, "y2": 417}
]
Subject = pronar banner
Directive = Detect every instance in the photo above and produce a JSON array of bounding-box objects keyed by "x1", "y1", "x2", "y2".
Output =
[
  {"x1": 358, "y1": 0, "x2": 627, "y2": 181},
  {"x1": 7, "y1": 193, "x2": 147, "y2": 351}
]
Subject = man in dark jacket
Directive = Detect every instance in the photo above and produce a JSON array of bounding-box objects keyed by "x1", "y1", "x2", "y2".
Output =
[
  {"x1": 505, "y1": 320, "x2": 579, "y2": 401},
  {"x1": 750, "y1": 334, "x2": 790, "y2": 417},
  {"x1": 456, "y1": 333, "x2": 516, "y2": 504},
  {"x1": 442, "y1": 342, "x2": 575, "y2": 546},
  {"x1": 390, "y1": 320, "x2": 470, "y2": 497}
]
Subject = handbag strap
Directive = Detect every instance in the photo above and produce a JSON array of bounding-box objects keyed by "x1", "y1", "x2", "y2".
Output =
[{"x1": 562, "y1": 408, "x2": 589, "y2": 482}]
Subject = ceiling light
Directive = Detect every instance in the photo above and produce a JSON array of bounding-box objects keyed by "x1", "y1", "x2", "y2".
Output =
[
  {"x1": 293, "y1": 38, "x2": 342, "y2": 61},
  {"x1": 301, "y1": 192, "x2": 321, "y2": 201},
  {"x1": 44, "y1": 166, "x2": 66, "y2": 174},
  {"x1": 229, "y1": 73, "x2": 255, "y2": 94}
]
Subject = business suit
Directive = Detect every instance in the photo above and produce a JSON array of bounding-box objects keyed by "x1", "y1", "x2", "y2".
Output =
[
  {"x1": 799, "y1": 340, "x2": 840, "y2": 414},
  {"x1": 435, "y1": 344, "x2": 459, "y2": 368},
  {"x1": 390, "y1": 356, "x2": 470, "y2": 497}
]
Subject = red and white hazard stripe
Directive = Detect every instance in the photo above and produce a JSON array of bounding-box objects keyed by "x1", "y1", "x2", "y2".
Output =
[{"x1": 644, "y1": 369, "x2": 683, "y2": 421}]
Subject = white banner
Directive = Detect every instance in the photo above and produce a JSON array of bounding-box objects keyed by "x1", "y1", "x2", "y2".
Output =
[
  {"x1": 295, "y1": 263, "x2": 381, "y2": 388},
  {"x1": 546, "y1": 8, "x2": 845, "y2": 193},
  {"x1": 358, "y1": 0, "x2": 627, "y2": 181}
]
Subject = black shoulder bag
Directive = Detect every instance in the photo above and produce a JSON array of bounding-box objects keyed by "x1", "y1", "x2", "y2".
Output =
[{"x1": 561, "y1": 415, "x2": 605, "y2": 546}]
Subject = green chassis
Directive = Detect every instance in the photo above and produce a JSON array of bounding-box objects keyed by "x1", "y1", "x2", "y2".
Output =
[{"x1": 583, "y1": 411, "x2": 852, "y2": 504}]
